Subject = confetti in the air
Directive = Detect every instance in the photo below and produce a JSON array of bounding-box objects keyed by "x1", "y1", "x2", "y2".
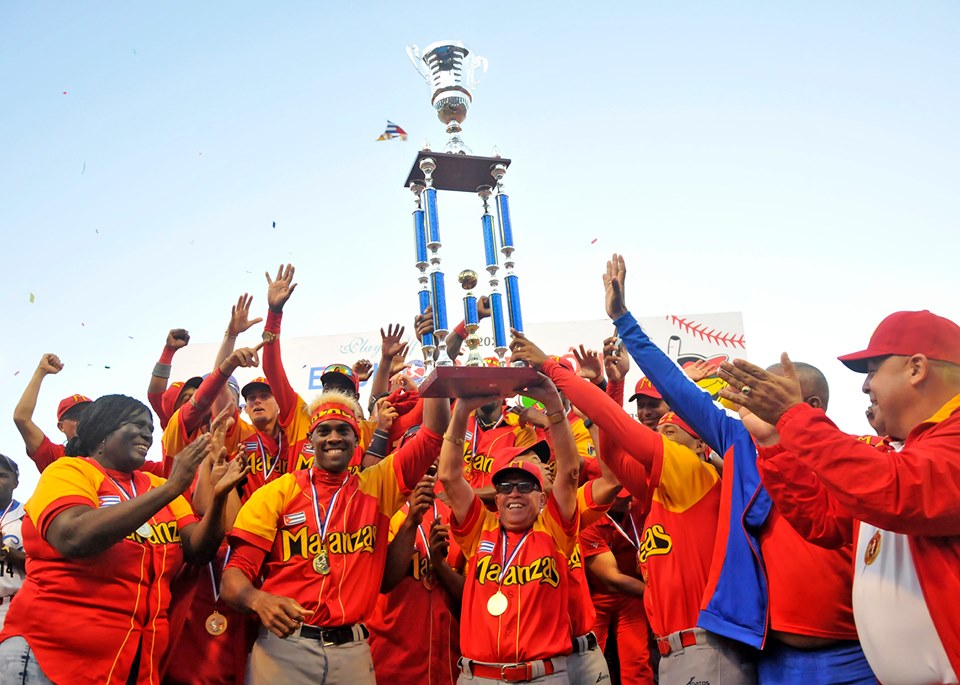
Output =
[
  {"x1": 272, "y1": 221, "x2": 276, "y2": 229},
  {"x1": 590, "y1": 238, "x2": 598, "y2": 244},
  {"x1": 62, "y1": 91, "x2": 68, "y2": 95},
  {"x1": 29, "y1": 292, "x2": 35, "y2": 303},
  {"x1": 81, "y1": 161, "x2": 86, "y2": 175},
  {"x1": 14, "y1": 371, "x2": 20, "y2": 377}
]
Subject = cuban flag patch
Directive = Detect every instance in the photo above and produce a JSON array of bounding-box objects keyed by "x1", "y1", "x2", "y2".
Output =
[
  {"x1": 478, "y1": 540, "x2": 496, "y2": 555},
  {"x1": 243, "y1": 441, "x2": 259, "y2": 453},
  {"x1": 99, "y1": 495, "x2": 121, "y2": 507},
  {"x1": 283, "y1": 512, "x2": 306, "y2": 527}
]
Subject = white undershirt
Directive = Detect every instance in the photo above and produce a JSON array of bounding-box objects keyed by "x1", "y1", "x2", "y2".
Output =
[{"x1": 851, "y1": 443, "x2": 957, "y2": 685}]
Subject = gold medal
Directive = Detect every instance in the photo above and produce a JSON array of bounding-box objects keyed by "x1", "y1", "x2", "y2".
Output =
[
  {"x1": 864, "y1": 531, "x2": 881, "y2": 565},
  {"x1": 136, "y1": 523, "x2": 153, "y2": 538},
  {"x1": 486, "y1": 591, "x2": 508, "y2": 616},
  {"x1": 205, "y1": 611, "x2": 228, "y2": 636},
  {"x1": 313, "y1": 549, "x2": 331, "y2": 575},
  {"x1": 422, "y1": 568, "x2": 434, "y2": 591}
]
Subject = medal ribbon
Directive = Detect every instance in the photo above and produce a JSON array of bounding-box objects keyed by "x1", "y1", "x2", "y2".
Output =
[
  {"x1": 410, "y1": 501, "x2": 438, "y2": 561},
  {"x1": 208, "y1": 548, "x2": 233, "y2": 604},
  {"x1": 606, "y1": 511, "x2": 641, "y2": 550},
  {"x1": 309, "y1": 473, "x2": 350, "y2": 548},
  {"x1": 497, "y1": 529, "x2": 532, "y2": 585},
  {"x1": 107, "y1": 474, "x2": 140, "y2": 500},
  {"x1": 255, "y1": 432, "x2": 283, "y2": 480},
  {"x1": 0, "y1": 499, "x2": 16, "y2": 539}
]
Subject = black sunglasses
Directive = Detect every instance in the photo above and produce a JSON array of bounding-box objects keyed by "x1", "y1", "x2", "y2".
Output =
[{"x1": 495, "y1": 481, "x2": 540, "y2": 495}]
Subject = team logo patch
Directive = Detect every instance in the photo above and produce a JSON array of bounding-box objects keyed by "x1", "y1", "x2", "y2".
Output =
[
  {"x1": 284, "y1": 512, "x2": 307, "y2": 527},
  {"x1": 478, "y1": 540, "x2": 496, "y2": 555},
  {"x1": 864, "y1": 531, "x2": 881, "y2": 565},
  {"x1": 99, "y1": 495, "x2": 121, "y2": 507}
]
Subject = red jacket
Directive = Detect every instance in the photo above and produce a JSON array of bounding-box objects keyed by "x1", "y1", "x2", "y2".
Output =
[{"x1": 757, "y1": 395, "x2": 960, "y2": 675}]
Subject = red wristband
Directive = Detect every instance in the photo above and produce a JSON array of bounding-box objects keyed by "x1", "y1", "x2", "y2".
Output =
[
  {"x1": 159, "y1": 346, "x2": 176, "y2": 364},
  {"x1": 454, "y1": 321, "x2": 468, "y2": 339}
]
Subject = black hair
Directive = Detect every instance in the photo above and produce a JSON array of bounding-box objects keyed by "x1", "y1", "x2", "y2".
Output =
[
  {"x1": 59, "y1": 402, "x2": 91, "y2": 423},
  {"x1": 0, "y1": 453, "x2": 19, "y2": 478},
  {"x1": 64, "y1": 395, "x2": 151, "y2": 457}
]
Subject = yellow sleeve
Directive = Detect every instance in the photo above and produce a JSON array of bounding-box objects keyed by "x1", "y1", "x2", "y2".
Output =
[
  {"x1": 577, "y1": 482, "x2": 611, "y2": 529},
  {"x1": 357, "y1": 454, "x2": 405, "y2": 517},
  {"x1": 282, "y1": 395, "x2": 312, "y2": 446},
  {"x1": 387, "y1": 509, "x2": 407, "y2": 543},
  {"x1": 161, "y1": 409, "x2": 191, "y2": 459},
  {"x1": 25, "y1": 458, "x2": 103, "y2": 533},
  {"x1": 231, "y1": 473, "x2": 301, "y2": 547},
  {"x1": 656, "y1": 440, "x2": 720, "y2": 513},
  {"x1": 359, "y1": 419, "x2": 376, "y2": 451},
  {"x1": 450, "y1": 496, "x2": 495, "y2": 558},
  {"x1": 569, "y1": 417, "x2": 597, "y2": 461},
  {"x1": 540, "y1": 495, "x2": 579, "y2": 558}
]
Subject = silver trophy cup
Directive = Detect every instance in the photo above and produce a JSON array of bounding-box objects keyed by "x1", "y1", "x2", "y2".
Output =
[{"x1": 406, "y1": 41, "x2": 488, "y2": 155}]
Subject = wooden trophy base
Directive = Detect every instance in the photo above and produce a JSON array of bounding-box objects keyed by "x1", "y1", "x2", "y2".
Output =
[{"x1": 418, "y1": 365, "x2": 540, "y2": 398}]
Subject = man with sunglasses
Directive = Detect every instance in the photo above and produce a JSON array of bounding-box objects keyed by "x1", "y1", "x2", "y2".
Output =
[{"x1": 439, "y1": 374, "x2": 580, "y2": 684}]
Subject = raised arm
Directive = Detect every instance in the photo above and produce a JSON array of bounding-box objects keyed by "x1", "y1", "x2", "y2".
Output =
[
  {"x1": 603, "y1": 253, "x2": 741, "y2": 454},
  {"x1": 180, "y1": 345, "x2": 264, "y2": 435},
  {"x1": 148, "y1": 329, "x2": 189, "y2": 426},
  {"x1": 445, "y1": 296, "x2": 490, "y2": 363},
  {"x1": 439, "y1": 396, "x2": 496, "y2": 523},
  {"x1": 13, "y1": 354, "x2": 62, "y2": 456},
  {"x1": 368, "y1": 324, "x2": 408, "y2": 402},
  {"x1": 261, "y1": 264, "x2": 302, "y2": 426},
  {"x1": 381, "y1": 475, "x2": 436, "y2": 593},
  {"x1": 392, "y1": 395, "x2": 450, "y2": 491},
  {"x1": 213, "y1": 293, "x2": 264, "y2": 371}
]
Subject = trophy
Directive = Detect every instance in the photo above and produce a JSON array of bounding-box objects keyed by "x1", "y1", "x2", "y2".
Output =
[{"x1": 405, "y1": 41, "x2": 537, "y2": 398}]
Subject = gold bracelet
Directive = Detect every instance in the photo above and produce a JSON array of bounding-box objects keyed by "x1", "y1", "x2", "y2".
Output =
[
  {"x1": 546, "y1": 409, "x2": 566, "y2": 425},
  {"x1": 443, "y1": 433, "x2": 464, "y2": 446},
  {"x1": 261, "y1": 331, "x2": 278, "y2": 344}
]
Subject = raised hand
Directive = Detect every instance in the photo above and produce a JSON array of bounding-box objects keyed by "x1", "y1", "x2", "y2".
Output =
[
  {"x1": 602, "y1": 335, "x2": 630, "y2": 382},
  {"x1": 508, "y1": 329, "x2": 548, "y2": 369},
  {"x1": 718, "y1": 353, "x2": 804, "y2": 425},
  {"x1": 389, "y1": 344, "x2": 410, "y2": 375},
  {"x1": 226, "y1": 342, "x2": 266, "y2": 370},
  {"x1": 380, "y1": 324, "x2": 407, "y2": 359},
  {"x1": 414, "y1": 307, "x2": 434, "y2": 343},
  {"x1": 572, "y1": 344, "x2": 603, "y2": 385},
  {"x1": 167, "y1": 433, "x2": 212, "y2": 494},
  {"x1": 517, "y1": 405, "x2": 550, "y2": 430},
  {"x1": 265, "y1": 264, "x2": 298, "y2": 313},
  {"x1": 374, "y1": 397, "x2": 399, "y2": 432},
  {"x1": 603, "y1": 253, "x2": 628, "y2": 320},
  {"x1": 519, "y1": 373, "x2": 563, "y2": 411},
  {"x1": 353, "y1": 359, "x2": 374, "y2": 382},
  {"x1": 429, "y1": 518, "x2": 450, "y2": 561},
  {"x1": 37, "y1": 353, "x2": 63, "y2": 376},
  {"x1": 166, "y1": 329, "x2": 190, "y2": 349},
  {"x1": 737, "y1": 406, "x2": 780, "y2": 447},
  {"x1": 390, "y1": 370, "x2": 417, "y2": 394},
  {"x1": 684, "y1": 359, "x2": 719, "y2": 383},
  {"x1": 228, "y1": 293, "x2": 263, "y2": 337},
  {"x1": 477, "y1": 295, "x2": 492, "y2": 320}
]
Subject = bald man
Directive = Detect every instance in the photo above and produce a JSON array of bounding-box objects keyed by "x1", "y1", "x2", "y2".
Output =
[{"x1": 723, "y1": 310, "x2": 960, "y2": 685}]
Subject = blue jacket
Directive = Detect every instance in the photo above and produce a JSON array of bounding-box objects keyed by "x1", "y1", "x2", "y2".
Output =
[{"x1": 615, "y1": 311, "x2": 771, "y2": 648}]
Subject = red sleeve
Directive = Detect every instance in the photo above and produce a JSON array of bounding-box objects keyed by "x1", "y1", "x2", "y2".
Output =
[
  {"x1": 138, "y1": 460, "x2": 166, "y2": 478},
  {"x1": 179, "y1": 369, "x2": 229, "y2": 435},
  {"x1": 224, "y1": 537, "x2": 269, "y2": 582},
  {"x1": 543, "y1": 359, "x2": 661, "y2": 472},
  {"x1": 262, "y1": 310, "x2": 301, "y2": 427},
  {"x1": 606, "y1": 379, "x2": 625, "y2": 406},
  {"x1": 392, "y1": 424, "x2": 443, "y2": 494},
  {"x1": 387, "y1": 394, "x2": 424, "y2": 452},
  {"x1": 757, "y1": 443, "x2": 853, "y2": 548},
  {"x1": 598, "y1": 427, "x2": 650, "y2": 503},
  {"x1": 149, "y1": 345, "x2": 178, "y2": 428},
  {"x1": 579, "y1": 520, "x2": 612, "y2": 559},
  {"x1": 777, "y1": 402, "x2": 960, "y2": 535},
  {"x1": 29, "y1": 436, "x2": 64, "y2": 473}
]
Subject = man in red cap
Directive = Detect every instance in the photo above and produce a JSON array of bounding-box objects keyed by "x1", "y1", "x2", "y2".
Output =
[
  {"x1": 722, "y1": 310, "x2": 960, "y2": 684},
  {"x1": 440, "y1": 373, "x2": 581, "y2": 684},
  {"x1": 629, "y1": 377, "x2": 669, "y2": 430},
  {"x1": 12, "y1": 353, "x2": 91, "y2": 472}
]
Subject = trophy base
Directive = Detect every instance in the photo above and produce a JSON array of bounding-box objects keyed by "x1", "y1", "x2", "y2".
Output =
[
  {"x1": 405, "y1": 151, "x2": 512, "y2": 193},
  {"x1": 418, "y1": 365, "x2": 540, "y2": 398}
]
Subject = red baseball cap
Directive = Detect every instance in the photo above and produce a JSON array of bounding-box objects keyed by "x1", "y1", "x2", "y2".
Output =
[
  {"x1": 241, "y1": 376, "x2": 272, "y2": 400},
  {"x1": 161, "y1": 377, "x2": 202, "y2": 419},
  {"x1": 550, "y1": 355, "x2": 575, "y2": 373},
  {"x1": 494, "y1": 438, "x2": 552, "y2": 467},
  {"x1": 57, "y1": 394, "x2": 93, "y2": 421},
  {"x1": 838, "y1": 310, "x2": 960, "y2": 373},
  {"x1": 657, "y1": 411, "x2": 700, "y2": 440},
  {"x1": 629, "y1": 376, "x2": 662, "y2": 402},
  {"x1": 492, "y1": 458, "x2": 546, "y2": 491}
]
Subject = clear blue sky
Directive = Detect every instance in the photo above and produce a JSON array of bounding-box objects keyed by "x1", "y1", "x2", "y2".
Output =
[{"x1": 2, "y1": 1, "x2": 958, "y2": 498}]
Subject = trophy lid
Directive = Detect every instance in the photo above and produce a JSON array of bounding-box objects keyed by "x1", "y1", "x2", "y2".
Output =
[{"x1": 404, "y1": 150, "x2": 512, "y2": 193}]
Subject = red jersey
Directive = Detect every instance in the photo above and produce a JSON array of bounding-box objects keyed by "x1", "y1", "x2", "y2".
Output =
[
  {"x1": 26, "y1": 435, "x2": 63, "y2": 473},
  {"x1": 0, "y1": 458, "x2": 197, "y2": 685},
  {"x1": 568, "y1": 482, "x2": 613, "y2": 637},
  {"x1": 226, "y1": 427, "x2": 442, "y2": 626},
  {"x1": 462, "y1": 410, "x2": 538, "y2": 489},
  {"x1": 760, "y1": 508, "x2": 858, "y2": 639},
  {"x1": 367, "y1": 499, "x2": 463, "y2": 685},
  {"x1": 453, "y1": 495, "x2": 578, "y2": 664}
]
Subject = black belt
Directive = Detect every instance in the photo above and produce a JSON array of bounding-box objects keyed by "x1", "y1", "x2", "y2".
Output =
[
  {"x1": 572, "y1": 631, "x2": 599, "y2": 653},
  {"x1": 298, "y1": 624, "x2": 368, "y2": 645}
]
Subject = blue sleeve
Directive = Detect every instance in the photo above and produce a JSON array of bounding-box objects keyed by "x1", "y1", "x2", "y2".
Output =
[{"x1": 613, "y1": 311, "x2": 743, "y2": 456}]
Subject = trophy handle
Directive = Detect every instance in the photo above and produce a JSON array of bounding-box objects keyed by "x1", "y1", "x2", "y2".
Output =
[
  {"x1": 406, "y1": 44, "x2": 433, "y2": 85},
  {"x1": 467, "y1": 56, "x2": 489, "y2": 89}
]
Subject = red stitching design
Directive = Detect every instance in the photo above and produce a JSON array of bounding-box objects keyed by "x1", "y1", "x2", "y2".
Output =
[{"x1": 667, "y1": 316, "x2": 746, "y2": 349}]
